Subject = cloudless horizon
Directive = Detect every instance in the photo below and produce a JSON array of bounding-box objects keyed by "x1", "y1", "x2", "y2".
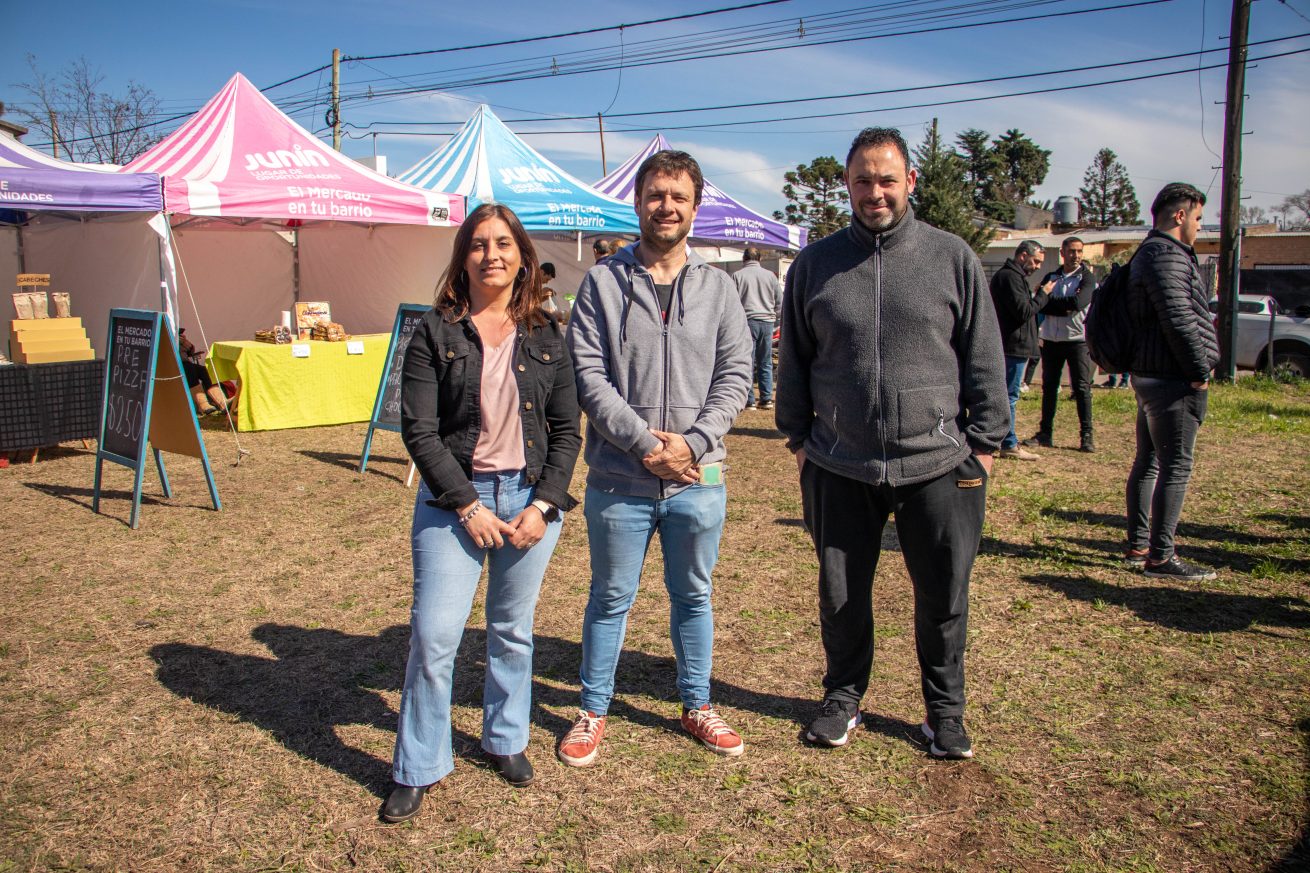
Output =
[{"x1": 6, "y1": 0, "x2": 1309, "y2": 225}]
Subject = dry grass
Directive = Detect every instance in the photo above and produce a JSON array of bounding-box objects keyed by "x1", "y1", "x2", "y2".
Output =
[{"x1": 1, "y1": 378, "x2": 1307, "y2": 872}]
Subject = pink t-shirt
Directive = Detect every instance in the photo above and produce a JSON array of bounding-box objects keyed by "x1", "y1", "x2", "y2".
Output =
[{"x1": 472, "y1": 333, "x2": 527, "y2": 472}]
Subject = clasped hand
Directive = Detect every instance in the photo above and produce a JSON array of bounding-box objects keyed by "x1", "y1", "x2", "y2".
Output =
[
  {"x1": 460, "y1": 502, "x2": 548, "y2": 550},
  {"x1": 642, "y1": 429, "x2": 699, "y2": 484}
]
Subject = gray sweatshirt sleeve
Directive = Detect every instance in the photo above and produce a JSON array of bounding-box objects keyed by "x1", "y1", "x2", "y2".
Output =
[
  {"x1": 682, "y1": 286, "x2": 752, "y2": 460},
  {"x1": 958, "y1": 256, "x2": 1010, "y2": 451},
  {"x1": 566, "y1": 272, "x2": 663, "y2": 459}
]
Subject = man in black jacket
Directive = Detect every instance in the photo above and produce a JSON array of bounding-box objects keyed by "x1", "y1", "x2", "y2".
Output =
[
  {"x1": 777, "y1": 127, "x2": 1008, "y2": 760},
  {"x1": 990, "y1": 240, "x2": 1052, "y2": 461},
  {"x1": 1028, "y1": 237, "x2": 1097, "y2": 452},
  {"x1": 1124, "y1": 182, "x2": 1220, "y2": 581}
]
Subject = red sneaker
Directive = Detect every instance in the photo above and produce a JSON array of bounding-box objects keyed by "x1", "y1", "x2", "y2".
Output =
[
  {"x1": 681, "y1": 705, "x2": 745, "y2": 756},
  {"x1": 557, "y1": 710, "x2": 606, "y2": 767}
]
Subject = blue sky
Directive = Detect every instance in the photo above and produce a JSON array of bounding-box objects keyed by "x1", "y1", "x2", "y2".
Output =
[{"x1": 5, "y1": 0, "x2": 1309, "y2": 221}]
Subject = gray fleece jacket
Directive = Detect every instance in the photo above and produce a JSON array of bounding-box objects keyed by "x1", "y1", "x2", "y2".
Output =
[
  {"x1": 567, "y1": 243, "x2": 752, "y2": 498},
  {"x1": 776, "y1": 207, "x2": 1009, "y2": 486}
]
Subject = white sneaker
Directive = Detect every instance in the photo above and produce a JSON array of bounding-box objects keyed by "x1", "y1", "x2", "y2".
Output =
[{"x1": 998, "y1": 446, "x2": 1040, "y2": 461}]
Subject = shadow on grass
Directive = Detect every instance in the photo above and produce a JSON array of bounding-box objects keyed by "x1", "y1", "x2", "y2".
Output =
[
  {"x1": 1024, "y1": 573, "x2": 1310, "y2": 634},
  {"x1": 1059, "y1": 534, "x2": 1310, "y2": 576},
  {"x1": 1042, "y1": 507, "x2": 1300, "y2": 548},
  {"x1": 727, "y1": 426, "x2": 785, "y2": 440},
  {"x1": 1268, "y1": 717, "x2": 1310, "y2": 872},
  {"x1": 24, "y1": 481, "x2": 170, "y2": 513},
  {"x1": 1255, "y1": 512, "x2": 1310, "y2": 533},
  {"x1": 297, "y1": 449, "x2": 407, "y2": 484},
  {"x1": 151, "y1": 622, "x2": 840, "y2": 796}
]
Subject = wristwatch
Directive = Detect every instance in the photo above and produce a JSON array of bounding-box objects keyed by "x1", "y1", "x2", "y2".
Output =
[{"x1": 530, "y1": 498, "x2": 559, "y2": 522}]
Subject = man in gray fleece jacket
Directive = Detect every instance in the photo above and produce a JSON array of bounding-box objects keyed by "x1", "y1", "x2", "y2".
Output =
[
  {"x1": 561, "y1": 150, "x2": 752, "y2": 767},
  {"x1": 777, "y1": 127, "x2": 1008, "y2": 759}
]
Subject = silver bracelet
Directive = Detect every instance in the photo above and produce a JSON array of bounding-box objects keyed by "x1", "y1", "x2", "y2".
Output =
[{"x1": 458, "y1": 501, "x2": 482, "y2": 526}]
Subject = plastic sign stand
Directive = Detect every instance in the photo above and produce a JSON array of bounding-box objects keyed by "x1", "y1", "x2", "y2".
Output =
[
  {"x1": 359, "y1": 303, "x2": 429, "y2": 475},
  {"x1": 93, "y1": 309, "x2": 222, "y2": 529}
]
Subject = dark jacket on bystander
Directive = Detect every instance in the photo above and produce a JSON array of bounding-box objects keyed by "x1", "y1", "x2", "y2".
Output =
[
  {"x1": 989, "y1": 258, "x2": 1049, "y2": 358},
  {"x1": 1127, "y1": 230, "x2": 1219, "y2": 382}
]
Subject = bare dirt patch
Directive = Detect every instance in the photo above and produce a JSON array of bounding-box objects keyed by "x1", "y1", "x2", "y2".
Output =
[{"x1": 1, "y1": 379, "x2": 1307, "y2": 871}]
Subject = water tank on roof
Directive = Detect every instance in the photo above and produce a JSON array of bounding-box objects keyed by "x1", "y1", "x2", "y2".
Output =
[{"x1": 1054, "y1": 196, "x2": 1079, "y2": 225}]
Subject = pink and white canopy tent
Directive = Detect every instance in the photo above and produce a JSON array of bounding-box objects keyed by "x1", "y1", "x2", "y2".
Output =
[{"x1": 115, "y1": 73, "x2": 466, "y2": 346}]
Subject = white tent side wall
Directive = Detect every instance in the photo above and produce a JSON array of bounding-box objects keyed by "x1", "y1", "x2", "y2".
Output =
[
  {"x1": 16, "y1": 215, "x2": 164, "y2": 355},
  {"x1": 298, "y1": 224, "x2": 458, "y2": 331},
  {"x1": 170, "y1": 227, "x2": 295, "y2": 345}
]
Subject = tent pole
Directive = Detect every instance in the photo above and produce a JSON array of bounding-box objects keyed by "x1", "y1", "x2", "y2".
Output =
[
  {"x1": 15, "y1": 221, "x2": 25, "y2": 274},
  {"x1": 577, "y1": 231, "x2": 581, "y2": 262},
  {"x1": 292, "y1": 229, "x2": 301, "y2": 302}
]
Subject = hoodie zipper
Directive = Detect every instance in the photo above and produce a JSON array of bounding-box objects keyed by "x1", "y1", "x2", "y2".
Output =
[{"x1": 874, "y1": 234, "x2": 887, "y2": 484}]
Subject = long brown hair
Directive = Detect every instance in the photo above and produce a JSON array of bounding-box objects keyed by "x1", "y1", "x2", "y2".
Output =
[{"x1": 434, "y1": 203, "x2": 547, "y2": 327}]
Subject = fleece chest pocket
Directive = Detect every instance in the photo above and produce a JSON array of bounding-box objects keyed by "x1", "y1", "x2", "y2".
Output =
[{"x1": 897, "y1": 384, "x2": 964, "y2": 474}]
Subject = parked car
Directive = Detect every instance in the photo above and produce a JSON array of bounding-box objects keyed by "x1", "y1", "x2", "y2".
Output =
[{"x1": 1208, "y1": 294, "x2": 1310, "y2": 377}]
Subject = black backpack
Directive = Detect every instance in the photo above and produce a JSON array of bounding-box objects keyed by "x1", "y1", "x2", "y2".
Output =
[{"x1": 1084, "y1": 254, "x2": 1138, "y2": 374}]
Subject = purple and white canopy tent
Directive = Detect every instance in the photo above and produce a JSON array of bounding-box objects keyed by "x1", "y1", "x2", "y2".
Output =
[
  {"x1": 0, "y1": 132, "x2": 162, "y2": 214},
  {"x1": 595, "y1": 134, "x2": 807, "y2": 252}
]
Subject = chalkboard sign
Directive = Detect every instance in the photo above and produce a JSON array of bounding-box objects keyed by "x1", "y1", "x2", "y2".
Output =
[
  {"x1": 101, "y1": 314, "x2": 156, "y2": 463},
  {"x1": 359, "y1": 303, "x2": 429, "y2": 474},
  {"x1": 93, "y1": 309, "x2": 221, "y2": 529}
]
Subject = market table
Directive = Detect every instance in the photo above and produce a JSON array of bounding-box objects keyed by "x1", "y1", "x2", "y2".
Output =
[
  {"x1": 0, "y1": 359, "x2": 104, "y2": 452},
  {"x1": 207, "y1": 335, "x2": 389, "y2": 431}
]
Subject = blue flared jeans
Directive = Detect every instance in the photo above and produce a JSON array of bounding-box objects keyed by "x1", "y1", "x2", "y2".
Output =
[
  {"x1": 392, "y1": 471, "x2": 563, "y2": 787},
  {"x1": 578, "y1": 483, "x2": 727, "y2": 716}
]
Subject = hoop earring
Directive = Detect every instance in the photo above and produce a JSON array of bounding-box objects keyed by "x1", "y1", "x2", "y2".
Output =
[
  {"x1": 460, "y1": 269, "x2": 469, "y2": 288},
  {"x1": 517, "y1": 266, "x2": 528, "y2": 283}
]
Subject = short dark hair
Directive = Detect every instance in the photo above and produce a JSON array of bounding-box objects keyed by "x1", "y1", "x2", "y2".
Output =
[
  {"x1": 634, "y1": 150, "x2": 704, "y2": 206},
  {"x1": 1062, "y1": 236, "x2": 1084, "y2": 250},
  {"x1": 742, "y1": 247, "x2": 761, "y2": 262},
  {"x1": 1150, "y1": 182, "x2": 1206, "y2": 223},
  {"x1": 541, "y1": 262, "x2": 556, "y2": 279},
  {"x1": 592, "y1": 238, "x2": 610, "y2": 254},
  {"x1": 845, "y1": 127, "x2": 912, "y2": 173},
  {"x1": 1015, "y1": 239, "x2": 1045, "y2": 258}
]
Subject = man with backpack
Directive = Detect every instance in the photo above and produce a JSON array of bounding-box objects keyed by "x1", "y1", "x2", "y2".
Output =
[{"x1": 1121, "y1": 182, "x2": 1219, "y2": 580}]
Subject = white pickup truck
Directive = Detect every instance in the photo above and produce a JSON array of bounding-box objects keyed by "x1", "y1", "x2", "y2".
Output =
[{"x1": 1209, "y1": 295, "x2": 1310, "y2": 378}]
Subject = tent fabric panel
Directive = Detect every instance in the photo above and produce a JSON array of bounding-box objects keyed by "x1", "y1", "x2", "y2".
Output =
[
  {"x1": 170, "y1": 227, "x2": 295, "y2": 346},
  {"x1": 297, "y1": 223, "x2": 456, "y2": 335},
  {"x1": 0, "y1": 166, "x2": 163, "y2": 213},
  {"x1": 17, "y1": 215, "x2": 166, "y2": 353}
]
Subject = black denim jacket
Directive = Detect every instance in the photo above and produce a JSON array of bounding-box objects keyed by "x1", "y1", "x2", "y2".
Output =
[{"x1": 401, "y1": 308, "x2": 581, "y2": 512}]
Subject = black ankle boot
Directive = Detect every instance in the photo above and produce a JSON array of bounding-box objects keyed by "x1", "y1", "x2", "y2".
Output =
[
  {"x1": 486, "y1": 751, "x2": 535, "y2": 787},
  {"x1": 382, "y1": 783, "x2": 428, "y2": 823}
]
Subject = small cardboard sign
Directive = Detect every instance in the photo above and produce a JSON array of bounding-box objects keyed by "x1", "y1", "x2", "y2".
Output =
[
  {"x1": 17, "y1": 273, "x2": 51, "y2": 287},
  {"x1": 291, "y1": 343, "x2": 311, "y2": 358}
]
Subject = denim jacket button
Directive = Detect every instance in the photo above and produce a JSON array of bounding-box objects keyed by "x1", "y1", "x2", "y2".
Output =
[
  {"x1": 526, "y1": 439, "x2": 535, "y2": 448},
  {"x1": 524, "y1": 401, "x2": 533, "y2": 410},
  {"x1": 517, "y1": 364, "x2": 526, "y2": 372},
  {"x1": 543, "y1": 353, "x2": 551, "y2": 361}
]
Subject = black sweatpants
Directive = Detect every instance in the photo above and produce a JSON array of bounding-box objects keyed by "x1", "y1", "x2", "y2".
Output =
[
  {"x1": 1038, "y1": 339, "x2": 1094, "y2": 437},
  {"x1": 799, "y1": 456, "x2": 988, "y2": 719}
]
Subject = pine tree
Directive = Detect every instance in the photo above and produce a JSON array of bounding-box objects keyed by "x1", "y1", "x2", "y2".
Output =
[
  {"x1": 773, "y1": 156, "x2": 850, "y2": 240},
  {"x1": 955, "y1": 128, "x2": 996, "y2": 211},
  {"x1": 911, "y1": 120, "x2": 993, "y2": 255},
  {"x1": 1078, "y1": 148, "x2": 1141, "y2": 226},
  {"x1": 981, "y1": 129, "x2": 1051, "y2": 224}
]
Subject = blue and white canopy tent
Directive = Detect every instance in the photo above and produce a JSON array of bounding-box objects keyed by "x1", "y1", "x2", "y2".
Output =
[{"x1": 400, "y1": 106, "x2": 638, "y2": 236}]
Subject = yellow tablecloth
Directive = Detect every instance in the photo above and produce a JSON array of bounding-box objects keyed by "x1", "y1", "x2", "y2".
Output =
[{"x1": 207, "y1": 334, "x2": 389, "y2": 431}]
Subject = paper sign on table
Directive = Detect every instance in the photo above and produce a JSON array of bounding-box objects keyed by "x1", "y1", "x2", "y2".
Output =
[
  {"x1": 346, "y1": 340, "x2": 365, "y2": 355},
  {"x1": 292, "y1": 343, "x2": 311, "y2": 358}
]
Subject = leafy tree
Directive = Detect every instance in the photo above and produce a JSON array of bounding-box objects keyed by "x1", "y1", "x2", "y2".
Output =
[
  {"x1": 980, "y1": 129, "x2": 1051, "y2": 223},
  {"x1": 1078, "y1": 148, "x2": 1141, "y2": 226},
  {"x1": 1273, "y1": 189, "x2": 1310, "y2": 229},
  {"x1": 955, "y1": 128, "x2": 996, "y2": 211},
  {"x1": 774, "y1": 155, "x2": 850, "y2": 241},
  {"x1": 11, "y1": 55, "x2": 161, "y2": 164},
  {"x1": 910, "y1": 122, "x2": 993, "y2": 255}
]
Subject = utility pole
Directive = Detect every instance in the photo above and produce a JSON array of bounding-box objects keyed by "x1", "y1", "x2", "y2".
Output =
[
  {"x1": 597, "y1": 113, "x2": 607, "y2": 177},
  {"x1": 331, "y1": 48, "x2": 342, "y2": 152},
  {"x1": 1216, "y1": 0, "x2": 1251, "y2": 381}
]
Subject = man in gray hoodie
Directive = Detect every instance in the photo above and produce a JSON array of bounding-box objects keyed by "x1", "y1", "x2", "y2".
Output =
[
  {"x1": 560, "y1": 150, "x2": 753, "y2": 767},
  {"x1": 777, "y1": 127, "x2": 1008, "y2": 759}
]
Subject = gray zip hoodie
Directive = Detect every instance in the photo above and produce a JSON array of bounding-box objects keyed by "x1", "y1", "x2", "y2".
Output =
[
  {"x1": 567, "y1": 243, "x2": 752, "y2": 498},
  {"x1": 776, "y1": 207, "x2": 1009, "y2": 486}
]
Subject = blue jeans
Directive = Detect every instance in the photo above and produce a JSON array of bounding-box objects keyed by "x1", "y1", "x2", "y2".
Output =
[
  {"x1": 392, "y1": 471, "x2": 564, "y2": 787},
  {"x1": 747, "y1": 319, "x2": 775, "y2": 405},
  {"x1": 1003, "y1": 355, "x2": 1028, "y2": 450},
  {"x1": 579, "y1": 484, "x2": 727, "y2": 715}
]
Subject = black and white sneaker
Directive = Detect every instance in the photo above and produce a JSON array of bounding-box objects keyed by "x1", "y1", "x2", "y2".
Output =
[
  {"x1": 805, "y1": 698, "x2": 861, "y2": 747},
  {"x1": 1144, "y1": 555, "x2": 1216, "y2": 581},
  {"x1": 922, "y1": 716, "x2": 973, "y2": 759}
]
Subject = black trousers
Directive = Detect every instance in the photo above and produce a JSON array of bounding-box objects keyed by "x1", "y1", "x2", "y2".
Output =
[
  {"x1": 800, "y1": 456, "x2": 988, "y2": 718},
  {"x1": 1039, "y1": 339, "x2": 1093, "y2": 437},
  {"x1": 1126, "y1": 376, "x2": 1208, "y2": 562}
]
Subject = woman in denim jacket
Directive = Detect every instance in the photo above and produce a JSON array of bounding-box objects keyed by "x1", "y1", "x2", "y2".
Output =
[{"x1": 383, "y1": 203, "x2": 581, "y2": 823}]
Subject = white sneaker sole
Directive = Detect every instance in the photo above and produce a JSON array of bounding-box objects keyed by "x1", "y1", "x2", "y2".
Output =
[
  {"x1": 921, "y1": 721, "x2": 974, "y2": 759},
  {"x1": 557, "y1": 745, "x2": 600, "y2": 767},
  {"x1": 806, "y1": 712, "x2": 861, "y2": 747}
]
